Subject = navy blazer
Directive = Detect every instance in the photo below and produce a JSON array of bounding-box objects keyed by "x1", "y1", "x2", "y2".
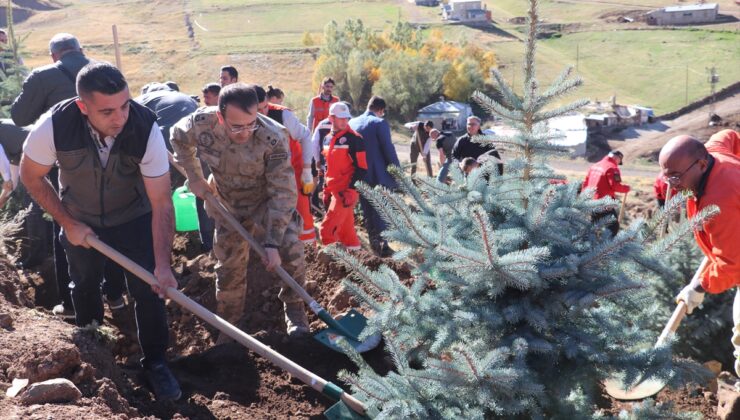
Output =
[{"x1": 349, "y1": 111, "x2": 400, "y2": 188}]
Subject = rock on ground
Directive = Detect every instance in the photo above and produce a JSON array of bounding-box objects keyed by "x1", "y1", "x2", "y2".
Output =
[
  {"x1": 19, "y1": 378, "x2": 81, "y2": 405},
  {"x1": 717, "y1": 371, "x2": 740, "y2": 420}
]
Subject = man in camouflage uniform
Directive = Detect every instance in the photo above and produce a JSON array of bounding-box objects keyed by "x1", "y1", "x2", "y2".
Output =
[{"x1": 170, "y1": 84, "x2": 309, "y2": 338}]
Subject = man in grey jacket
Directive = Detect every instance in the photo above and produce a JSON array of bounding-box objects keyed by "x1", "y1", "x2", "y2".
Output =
[{"x1": 11, "y1": 33, "x2": 89, "y2": 126}]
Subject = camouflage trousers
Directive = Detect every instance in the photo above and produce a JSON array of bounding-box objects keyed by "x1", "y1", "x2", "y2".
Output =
[{"x1": 210, "y1": 205, "x2": 306, "y2": 325}]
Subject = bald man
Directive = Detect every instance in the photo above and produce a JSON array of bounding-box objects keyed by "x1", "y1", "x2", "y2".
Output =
[{"x1": 660, "y1": 129, "x2": 740, "y2": 374}]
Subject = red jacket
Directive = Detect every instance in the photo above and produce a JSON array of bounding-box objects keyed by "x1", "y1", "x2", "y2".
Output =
[
  {"x1": 582, "y1": 156, "x2": 630, "y2": 199},
  {"x1": 654, "y1": 176, "x2": 670, "y2": 201},
  {"x1": 322, "y1": 128, "x2": 367, "y2": 194},
  {"x1": 687, "y1": 129, "x2": 740, "y2": 294},
  {"x1": 309, "y1": 95, "x2": 338, "y2": 131}
]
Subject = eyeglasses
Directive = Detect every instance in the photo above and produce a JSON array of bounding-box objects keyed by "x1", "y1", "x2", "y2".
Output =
[
  {"x1": 226, "y1": 119, "x2": 259, "y2": 134},
  {"x1": 663, "y1": 159, "x2": 700, "y2": 185}
]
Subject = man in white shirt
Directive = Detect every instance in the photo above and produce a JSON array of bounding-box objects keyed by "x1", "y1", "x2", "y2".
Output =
[{"x1": 19, "y1": 62, "x2": 180, "y2": 401}]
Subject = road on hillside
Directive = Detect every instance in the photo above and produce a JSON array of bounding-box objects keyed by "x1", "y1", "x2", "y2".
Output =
[{"x1": 391, "y1": 141, "x2": 659, "y2": 178}]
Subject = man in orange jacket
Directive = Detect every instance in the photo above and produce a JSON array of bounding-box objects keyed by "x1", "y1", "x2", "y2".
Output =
[
  {"x1": 582, "y1": 150, "x2": 631, "y2": 236},
  {"x1": 660, "y1": 129, "x2": 740, "y2": 374},
  {"x1": 307, "y1": 77, "x2": 339, "y2": 132},
  {"x1": 318, "y1": 102, "x2": 367, "y2": 250}
]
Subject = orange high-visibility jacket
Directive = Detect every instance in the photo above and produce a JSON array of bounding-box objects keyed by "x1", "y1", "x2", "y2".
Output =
[
  {"x1": 582, "y1": 156, "x2": 630, "y2": 199},
  {"x1": 322, "y1": 128, "x2": 367, "y2": 194},
  {"x1": 687, "y1": 129, "x2": 740, "y2": 293}
]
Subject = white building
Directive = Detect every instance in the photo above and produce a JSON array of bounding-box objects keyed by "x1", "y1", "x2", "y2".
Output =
[
  {"x1": 646, "y1": 3, "x2": 718, "y2": 25},
  {"x1": 442, "y1": 0, "x2": 491, "y2": 23}
]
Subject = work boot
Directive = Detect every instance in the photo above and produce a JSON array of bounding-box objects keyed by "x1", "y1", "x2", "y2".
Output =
[
  {"x1": 284, "y1": 302, "x2": 310, "y2": 338},
  {"x1": 52, "y1": 303, "x2": 75, "y2": 320},
  {"x1": 144, "y1": 362, "x2": 181, "y2": 401}
]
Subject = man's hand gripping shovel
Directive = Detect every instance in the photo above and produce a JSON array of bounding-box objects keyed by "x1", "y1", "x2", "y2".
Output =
[{"x1": 605, "y1": 257, "x2": 709, "y2": 400}]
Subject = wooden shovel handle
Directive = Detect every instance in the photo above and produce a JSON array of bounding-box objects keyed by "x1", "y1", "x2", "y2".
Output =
[
  {"x1": 656, "y1": 257, "x2": 709, "y2": 347},
  {"x1": 85, "y1": 235, "x2": 367, "y2": 416},
  {"x1": 617, "y1": 192, "x2": 628, "y2": 224},
  {"x1": 204, "y1": 194, "x2": 315, "y2": 305}
]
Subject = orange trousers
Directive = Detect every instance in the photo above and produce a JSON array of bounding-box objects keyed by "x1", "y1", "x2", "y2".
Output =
[
  {"x1": 296, "y1": 192, "x2": 315, "y2": 243},
  {"x1": 319, "y1": 194, "x2": 360, "y2": 249}
]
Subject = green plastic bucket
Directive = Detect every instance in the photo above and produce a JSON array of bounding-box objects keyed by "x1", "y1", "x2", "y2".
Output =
[{"x1": 173, "y1": 185, "x2": 199, "y2": 232}]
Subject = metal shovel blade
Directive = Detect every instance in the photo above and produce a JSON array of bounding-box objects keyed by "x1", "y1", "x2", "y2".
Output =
[
  {"x1": 604, "y1": 375, "x2": 667, "y2": 401},
  {"x1": 325, "y1": 400, "x2": 374, "y2": 420},
  {"x1": 313, "y1": 309, "x2": 381, "y2": 353}
]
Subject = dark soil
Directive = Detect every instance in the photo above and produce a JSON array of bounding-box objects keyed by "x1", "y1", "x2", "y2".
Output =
[{"x1": 0, "y1": 231, "x2": 720, "y2": 418}]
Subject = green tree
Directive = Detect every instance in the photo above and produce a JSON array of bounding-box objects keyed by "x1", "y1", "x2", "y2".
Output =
[
  {"x1": 301, "y1": 31, "x2": 314, "y2": 47},
  {"x1": 0, "y1": 0, "x2": 28, "y2": 117},
  {"x1": 373, "y1": 51, "x2": 444, "y2": 120},
  {"x1": 326, "y1": 0, "x2": 713, "y2": 417},
  {"x1": 442, "y1": 58, "x2": 485, "y2": 102}
]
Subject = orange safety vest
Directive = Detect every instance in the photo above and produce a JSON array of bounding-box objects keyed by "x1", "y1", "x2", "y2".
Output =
[{"x1": 310, "y1": 95, "x2": 339, "y2": 131}]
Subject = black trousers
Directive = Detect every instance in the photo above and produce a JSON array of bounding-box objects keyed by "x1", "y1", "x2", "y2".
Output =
[{"x1": 61, "y1": 212, "x2": 168, "y2": 365}]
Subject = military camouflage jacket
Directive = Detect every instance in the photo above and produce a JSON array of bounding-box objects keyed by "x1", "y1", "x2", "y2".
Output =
[{"x1": 170, "y1": 106, "x2": 297, "y2": 246}]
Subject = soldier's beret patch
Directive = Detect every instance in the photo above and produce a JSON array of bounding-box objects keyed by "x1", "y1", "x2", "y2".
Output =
[
  {"x1": 268, "y1": 153, "x2": 287, "y2": 161},
  {"x1": 198, "y1": 132, "x2": 215, "y2": 147}
]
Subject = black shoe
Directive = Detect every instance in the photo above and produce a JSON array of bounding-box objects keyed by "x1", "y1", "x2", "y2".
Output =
[
  {"x1": 144, "y1": 362, "x2": 181, "y2": 401},
  {"x1": 380, "y1": 242, "x2": 394, "y2": 258}
]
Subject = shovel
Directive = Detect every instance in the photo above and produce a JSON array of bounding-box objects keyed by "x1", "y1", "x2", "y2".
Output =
[
  {"x1": 84, "y1": 235, "x2": 372, "y2": 420},
  {"x1": 605, "y1": 257, "x2": 709, "y2": 400},
  {"x1": 204, "y1": 193, "x2": 381, "y2": 354},
  {"x1": 617, "y1": 192, "x2": 628, "y2": 224}
]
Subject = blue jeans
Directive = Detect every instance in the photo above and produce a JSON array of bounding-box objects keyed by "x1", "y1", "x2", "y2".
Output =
[
  {"x1": 437, "y1": 160, "x2": 452, "y2": 183},
  {"x1": 195, "y1": 197, "x2": 214, "y2": 252},
  {"x1": 61, "y1": 212, "x2": 168, "y2": 364}
]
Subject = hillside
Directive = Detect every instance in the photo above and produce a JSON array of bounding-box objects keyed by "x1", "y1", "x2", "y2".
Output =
[{"x1": 11, "y1": 0, "x2": 739, "y2": 117}]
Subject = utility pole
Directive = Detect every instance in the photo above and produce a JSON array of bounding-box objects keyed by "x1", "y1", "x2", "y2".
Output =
[
  {"x1": 707, "y1": 66, "x2": 719, "y2": 115},
  {"x1": 684, "y1": 64, "x2": 689, "y2": 105}
]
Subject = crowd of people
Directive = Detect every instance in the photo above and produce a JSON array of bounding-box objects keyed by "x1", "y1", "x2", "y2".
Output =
[
  {"x1": 1, "y1": 31, "x2": 738, "y2": 403},
  {"x1": 0, "y1": 32, "x2": 502, "y2": 402}
]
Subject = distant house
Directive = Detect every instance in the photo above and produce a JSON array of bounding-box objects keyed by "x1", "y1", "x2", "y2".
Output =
[
  {"x1": 442, "y1": 0, "x2": 491, "y2": 24},
  {"x1": 646, "y1": 3, "x2": 718, "y2": 25},
  {"x1": 417, "y1": 100, "x2": 473, "y2": 132}
]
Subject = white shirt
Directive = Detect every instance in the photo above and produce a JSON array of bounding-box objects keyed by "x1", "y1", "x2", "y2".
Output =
[
  {"x1": 310, "y1": 118, "x2": 332, "y2": 165},
  {"x1": 23, "y1": 111, "x2": 170, "y2": 178},
  {"x1": 278, "y1": 108, "x2": 313, "y2": 166},
  {"x1": 0, "y1": 144, "x2": 11, "y2": 182}
]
